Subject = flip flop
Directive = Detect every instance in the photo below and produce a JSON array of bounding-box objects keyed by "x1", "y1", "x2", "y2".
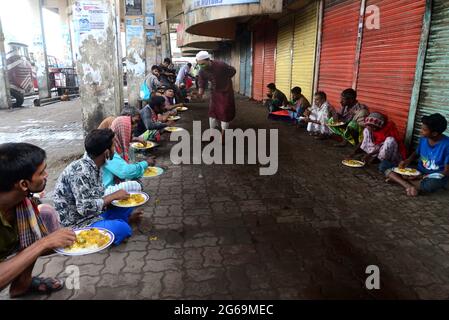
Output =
[
  {"x1": 29, "y1": 277, "x2": 64, "y2": 294},
  {"x1": 11, "y1": 277, "x2": 63, "y2": 298}
]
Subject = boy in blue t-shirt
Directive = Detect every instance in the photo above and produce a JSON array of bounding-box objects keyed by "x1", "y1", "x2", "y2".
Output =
[{"x1": 385, "y1": 113, "x2": 449, "y2": 196}]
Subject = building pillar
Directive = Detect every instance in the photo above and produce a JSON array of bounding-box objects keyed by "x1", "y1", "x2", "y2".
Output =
[
  {"x1": 70, "y1": 0, "x2": 123, "y2": 133},
  {"x1": 0, "y1": 17, "x2": 11, "y2": 109},
  {"x1": 155, "y1": 0, "x2": 171, "y2": 60},
  {"x1": 144, "y1": 0, "x2": 161, "y2": 72},
  {"x1": 29, "y1": 0, "x2": 51, "y2": 99},
  {"x1": 124, "y1": 0, "x2": 146, "y2": 108}
]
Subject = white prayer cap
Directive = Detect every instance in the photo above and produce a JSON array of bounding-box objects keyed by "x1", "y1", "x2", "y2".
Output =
[{"x1": 196, "y1": 50, "x2": 210, "y2": 61}]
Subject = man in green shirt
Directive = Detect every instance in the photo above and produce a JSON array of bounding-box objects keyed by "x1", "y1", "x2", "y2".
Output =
[
  {"x1": 0, "y1": 143, "x2": 76, "y2": 298},
  {"x1": 264, "y1": 83, "x2": 289, "y2": 113}
]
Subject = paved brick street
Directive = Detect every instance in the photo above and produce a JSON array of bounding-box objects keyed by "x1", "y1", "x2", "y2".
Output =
[{"x1": 2, "y1": 96, "x2": 449, "y2": 300}]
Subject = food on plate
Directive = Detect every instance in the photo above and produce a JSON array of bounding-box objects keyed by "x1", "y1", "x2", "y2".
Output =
[
  {"x1": 396, "y1": 168, "x2": 418, "y2": 174},
  {"x1": 144, "y1": 167, "x2": 159, "y2": 177},
  {"x1": 165, "y1": 127, "x2": 182, "y2": 132},
  {"x1": 116, "y1": 193, "x2": 146, "y2": 206},
  {"x1": 64, "y1": 228, "x2": 110, "y2": 253},
  {"x1": 328, "y1": 121, "x2": 345, "y2": 127},
  {"x1": 342, "y1": 159, "x2": 365, "y2": 167}
]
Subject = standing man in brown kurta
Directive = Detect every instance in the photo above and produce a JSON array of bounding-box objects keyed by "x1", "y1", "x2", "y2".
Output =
[{"x1": 196, "y1": 51, "x2": 236, "y2": 136}]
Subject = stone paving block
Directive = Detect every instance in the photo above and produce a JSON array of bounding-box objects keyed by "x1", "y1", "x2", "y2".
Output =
[
  {"x1": 94, "y1": 286, "x2": 141, "y2": 299},
  {"x1": 186, "y1": 267, "x2": 225, "y2": 282},
  {"x1": 161, "y1": 270, "x2": 184, "y2": 298},
  {"x1": 64, "y1": 276, "x2": 100, "y2": 300},
  {"x1": 184, "y1": 277, "x2": 229, "y2": 297},
  {"x1": 97, "y1": 273, "x2": 142, "y2": 288},
  {"x1": 203, "y1": 247, "x2": 223, "y2": 268},
  {"x1": 77, "y1": 264, "x2": 104, "y2": 277},
  {"x1": 184, "y1": 237, "x2": 219, "y2": 248},
  {"x1": 226, "y1": 265, "x2": 251, "y2": 292},
  {"x1": 184, "y1": 248, "x2": 204, "y2": 269},
  {"x1": 102, "y1": 252, "x2": 128, "y2": 274},
  {"x1": 123, "y1": 251, "x2": 147, "y2": 273},
  {"x1": 143, "y1": 258, "x2": 183, "y2": 272},
  {"x1": 138, "y1": 272, "x2": 164, "y2": 299},
  {"x1": 40, "y1": 255, "x2": 70, "y2": 278}
]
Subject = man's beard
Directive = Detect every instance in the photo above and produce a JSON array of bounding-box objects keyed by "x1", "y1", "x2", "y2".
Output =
[{"x1": 28, "y1": 180, "x2": 47, "y2": 196}]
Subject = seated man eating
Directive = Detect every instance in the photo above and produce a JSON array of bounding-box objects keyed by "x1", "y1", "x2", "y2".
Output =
[
  {"x1": 264, "y1": 83, "x2": 289, "y2": 113},
  {"x1": 287, "y1": 86, "x2": 311, "y2": 125},
  {"x1": 0, "y1": 143, "x2": 76, "y2": 298},
  {"x1": 53, "y1": 129, "x2": 142, "y2": 245},
  {"x1": 328, "y1": 88, "x2": 369, "y2": 147},
  {"x1": 134, "y1": 96, "x2": 176, "y2": 142},
  {"x1": 161, "y1": 85, "x2": 185, "y2": 112}
]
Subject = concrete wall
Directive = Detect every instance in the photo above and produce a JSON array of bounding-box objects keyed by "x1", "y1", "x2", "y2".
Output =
[
  {"x1": 125, "y1": 15, "x2": 146, "y2": 107},
  {"x1": 183, "y1": 0, "x2": 283, "y2": 38},
  {"x1": 70, "y1": 0, "x2": 123, "y2": 133}
]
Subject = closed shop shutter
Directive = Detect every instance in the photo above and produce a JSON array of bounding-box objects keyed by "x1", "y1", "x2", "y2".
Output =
[
  {"x1": 317, "y1": 0, "x2": 361, "y2": 107},
  {"x1": 356, "y1": 0, "x2": 425, "y2": 137},
  {"x1": 275, "y1": 15, "x2": 294, "y2": 98},
  {"x1": 291, "y1": 1, "x2": 319, "y2": 102},
  {"x1": 245, "y1": 38, "x2": 252, "y2": 97},
  {"x1": 252, "y1": 26, "x2": 265, "y2": 101},
  {"x1": 239, "y1": 30, "x2": 252, "y2": 96},
  {"x1": 263, "y1": 21, "x2": 277, "y2": 99},
  {"x1": 252, "y1": 19, "x2": 277, "y2": 101},
  {"x1": 231, "y1": 42, "x2": 241, "y2": 92},
  {"x1": 412, "y1": 0, "x2": 449, "y2": 144}
]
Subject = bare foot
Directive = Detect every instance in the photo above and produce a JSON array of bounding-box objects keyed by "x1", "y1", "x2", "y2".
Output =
[
  {"x1": 128, "y1": 211, "x2": 144, "y2": 224},
  {"x1": 406, "y1": 186, "x2": 418, "y2": 197}
]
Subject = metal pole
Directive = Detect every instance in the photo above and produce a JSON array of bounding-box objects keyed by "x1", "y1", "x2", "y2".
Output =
[
  {"x1": 0, "y1": 17, "x2": 11, "y2": 108},
  {"x1": 352, "y1": 0, "x2": 366, "y2": 90},
  {"x1": 38, "y1": 0, "x2": 51, "y2": 98}
]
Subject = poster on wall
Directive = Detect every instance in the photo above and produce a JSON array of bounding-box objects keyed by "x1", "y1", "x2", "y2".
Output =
[
  {"x1": 73, "y1": 1, "x2": 108, "y2": 35},
  {"x1": 125, "y1": 0, "x2": 142, "y2": 15},
  {"x1": 146, "y1": 30, "x2": 156, "y2": 43},
  {"x1": 145, "y1": 13, "x2": 155, "y2": 28},
  {"x1": 145, "y1": 0, "x2": 155, "y2": 14},
  {"x1": 125, "y1": 17, "x2": 145, "y2": 47},
  {"x1": 185, "y1": 0, "x2": 260, "y2": 12}
]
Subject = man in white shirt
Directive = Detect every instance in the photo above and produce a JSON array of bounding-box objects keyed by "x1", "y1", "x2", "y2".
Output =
[{"x1": 175, "y1": 63, "x2": 192, "y2": 87}]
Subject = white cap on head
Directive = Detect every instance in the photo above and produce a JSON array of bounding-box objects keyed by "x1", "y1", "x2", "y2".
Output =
[{"x1": 196, "y1": 50, "x2": 210, "y2": 61}]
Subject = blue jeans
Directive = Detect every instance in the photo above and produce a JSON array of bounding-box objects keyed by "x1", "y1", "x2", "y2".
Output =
[
  {"x1": 420, "y1": 176, "x2": 448, "y2": 193},
  {"x1": 379, "y1": 160, "x2": 448, "y2": 193},
  {"x1": 90, "y1": 207, "x2": 133, "y2": 245}
]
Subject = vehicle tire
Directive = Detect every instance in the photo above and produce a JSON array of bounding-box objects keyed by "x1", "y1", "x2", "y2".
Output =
[{"x1": 10, "y1": 89, "x2": 24, "y2": 108}]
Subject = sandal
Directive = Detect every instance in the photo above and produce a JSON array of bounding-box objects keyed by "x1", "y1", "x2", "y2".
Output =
[
  {"x1": 10, "y1": 277, "x2": 63, "y2": 298},
  {"x1": 29, "y1": 277, "x2": 63, "y2": 295}
]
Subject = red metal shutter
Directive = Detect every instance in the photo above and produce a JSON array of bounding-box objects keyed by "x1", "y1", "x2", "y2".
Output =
[
  {"x1": 356, "y1": 0, "x2": 426, "y2": 137},
  {"x1": 262, "y1": 20, "x2": 277, "y2": 99},
  {"x1": 252, "y1": 26, "x2": 265, "y2": 101},
  {"x1": 317, "y1": 0, "x2": 361, "y2": 108}
]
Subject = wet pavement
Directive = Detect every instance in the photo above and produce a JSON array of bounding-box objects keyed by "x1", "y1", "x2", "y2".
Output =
[
  {"x1": 2, "y1": 96, "x2": 449, "y2": 300},
  {"x1": 0, "y1": 98, "x2": 84, "y2": 193}
]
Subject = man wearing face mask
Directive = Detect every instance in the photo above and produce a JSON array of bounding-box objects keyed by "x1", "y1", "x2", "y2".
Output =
[
  {"x1": 0, "y1": 143, "x2": 76, "y2": 297},
  {"x1": 53, "y1": 129, "x2": 137, "y2": 246},
  {"x1": 196, "y1": 51, "x2": 236, "y2": 137}
]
